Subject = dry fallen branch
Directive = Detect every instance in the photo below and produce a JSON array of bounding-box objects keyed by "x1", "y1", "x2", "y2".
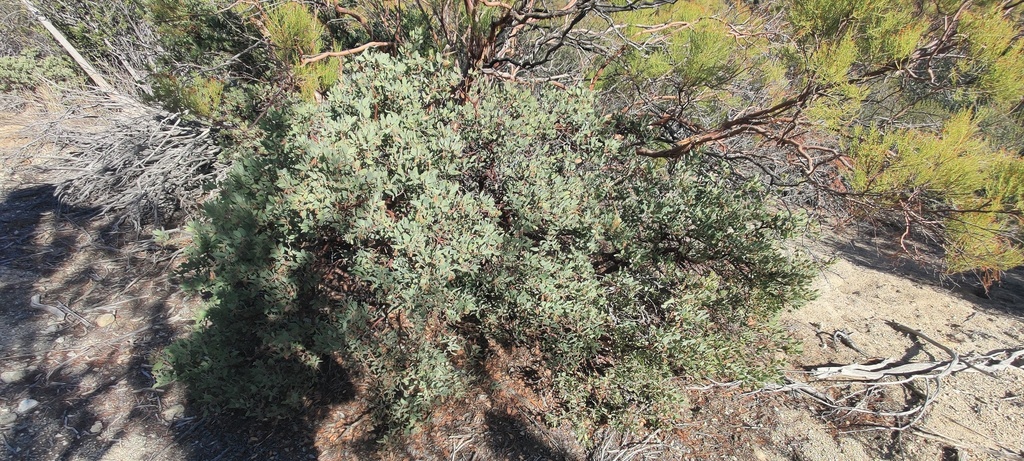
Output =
[
  {"x1": 757, "y1": 321, "x2": 1024, "y2": 434},
  {"x1": 29, "y1": 293, "x2": 65, "y2": 319},
  {"x1": 885, "y1": 320, "x2": 1001, "y2": 378},
  {"x1": 30, "y1": 294, "x2": 91, "y2": 329},
  {"x1": 20, "y1": 0, "x2": 114, "y2": 93},
  {"x1": 912, "y1": 427, "x2": 1024, "y2": 460},
  {"x1": 811, "y1": 349, "x2": 1023, "y2": 381},
  {"x1": 300, "y1": 41, "x2": 392, "y2": 65},
  {"x1": 47, "y1": 97, "x2": 224, "y2": 230},
  {"x1": 590, "y1": 429, "x2": 665, "y2": 461},
  {"x1": 0, "y1": 46, "x2": 224, "y2": 230},
  {"x1": 44, "y1": 325, "x2": 152, "y2": 381}
]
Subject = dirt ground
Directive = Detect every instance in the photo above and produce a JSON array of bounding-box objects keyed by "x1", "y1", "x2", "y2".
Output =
[
  {"x1": 769, "y1": 235, "x2": 1024, "y2": 461},
  {"x1": 1, "y1": 101, "x2": 1023, "y2": 460}
]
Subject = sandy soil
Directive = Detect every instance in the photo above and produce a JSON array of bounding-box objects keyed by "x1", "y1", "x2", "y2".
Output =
[
  {"x1": 764, "y1": 237, "x2": 1024, "y2": 461},
  {"x1": 2, "y1": 101, "x2": 1023, "y2": 460}
]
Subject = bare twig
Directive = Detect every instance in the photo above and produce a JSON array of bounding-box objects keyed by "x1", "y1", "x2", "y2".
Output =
[
  {"x1": 300, "y1": 41, "x2": 392, "y2": 65},
  {"x1": 45, "y1": 325, "x2": 152, "y2": 381},
  {"x1": 886, "y1": 320, "x2": 1000, "y2": 378},
  {"x1": 30, "y1": 294, "x2": 91, "y2": 329},
  {"x1": 29, "y1": 293, "x2": 65, "y2": 319},
  {"x1": 758, "y1": 319, "x2": 1022, "y2": 434},
  {"x1": 912, "y1": 427, "x2": 1024, "y2": 460},
  {"x1": 48, "y1": 104, "x2": 224, "y2": 229}
]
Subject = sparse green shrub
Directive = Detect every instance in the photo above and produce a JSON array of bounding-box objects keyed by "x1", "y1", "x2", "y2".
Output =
[
  {"x1": 151, "y1": 74, "x2": 226, "y2": 117},
  {"x1": 265, "y1": 2, "x2": 326, "y2": 65},
  {"x1": 0, "y1": 49, "x2": 78, "y2": 91},
  {"x1": 156, "y1": 51, "x2": 814, "y2": 434}
]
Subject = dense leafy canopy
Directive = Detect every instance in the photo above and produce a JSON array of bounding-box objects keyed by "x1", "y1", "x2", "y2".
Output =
[
  {"x1": 121, "y1": 0, "x2": 1024, "y2": 283},
  {"x1": 159, "y1": 52, "x2": 813, "y2": 431}
]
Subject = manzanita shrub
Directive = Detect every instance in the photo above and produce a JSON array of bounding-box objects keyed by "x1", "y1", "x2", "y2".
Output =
[{"x1": 157, "y1": 51, "x2": 815, "y2": 433}]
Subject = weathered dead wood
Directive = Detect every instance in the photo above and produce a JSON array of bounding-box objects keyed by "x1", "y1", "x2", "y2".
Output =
[
  {"x1": 810, "y1": 349, "x2": 1023, "y2": 381},
  {"x1": 300, "y1": 41, "x2": 392, "y2": 65},
  {"x1": 752, "y1": 320, "x2": 1023, "y2": 435},
  {"x1": 30, "y1": 294, "x2": 91, "y2": 329},
  {"x1": 19, "y1": 0, "x2": 115, "y2": 93},
  {"x1": 11, "y1": 0, "x2": 224, "y2": 230},
  {"x1": 886, "y1": 320, "x2": 1000, "y2": 378},
  {"x1": 50, "y1": 101, "x2": 224, "y2": 229},
  {"x1": 912, "y1": 427, "x2": 1024, "y2": 460},
  {"x1": 29, "y1": 294, "x2": 65, "y2": 319}
]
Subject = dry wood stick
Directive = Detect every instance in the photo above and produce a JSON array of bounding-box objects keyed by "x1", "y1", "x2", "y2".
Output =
[
  {"x1": 20, "y1": 0, "x2": 115, "y2": 93},
  {"x1": 300, "y1": 41, "x2": 392, "y2": 65},
  {"x1": 886, "y1": 320, "x2": 999, "y2": 378}
]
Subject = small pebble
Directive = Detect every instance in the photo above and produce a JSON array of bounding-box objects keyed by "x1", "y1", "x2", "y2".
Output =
[
  {"x1": 90, "y1": 421, "x2": 103, "y2": 433},
  {"x1": 0, "y1": 412, "x2": 16, "y2": 425},
  {"x1": 16, "y1": 398, "x2": 38, "y2": 414},
  {"x1": 95, "y1": 314, "x2": 116, "y2": 328},
  {"x1": 161, "y1": 404, "x2": 185, "y2": 421},
  {"x1": 1, "y1": 368, "x2": 33, "y2": 384}
]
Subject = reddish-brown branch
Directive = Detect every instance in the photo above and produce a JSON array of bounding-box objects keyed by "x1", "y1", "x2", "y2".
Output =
[
  {"x1": 589, "y1": 45, "x2": 627, "y2": 91},
  {"x1": 481, "y1": 0, "x2": 513, "y2": 9},
  {"x1": 636, "y1": 0, "x2": 974, "y2": 160},
  {"x1": 636, "y1": 127, "x2": 754, "y2": 158},
  {"x1": 334, "y1": 5, "x2": 368, "y2": 26}
]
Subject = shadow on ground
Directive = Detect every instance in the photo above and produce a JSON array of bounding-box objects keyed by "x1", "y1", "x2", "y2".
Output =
[
  {"x1": 1, "y1": 180, "x2": 572, "y2": 461},
  {"x1": 0, "y1": 180, "x2": 344, "y2": 460},
  {"x1": 484, "y1": 410, "x2": 571, "y2": 461},
  {"x1": 817, "y1": 224, "x2": 1024, "y2": 318},
  {"x1": 0, "y1": 178, "x2": 190, "y2": 460}
]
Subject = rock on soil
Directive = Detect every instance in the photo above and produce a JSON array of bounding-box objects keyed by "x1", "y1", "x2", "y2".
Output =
[
  {"x1": 0, "y1": 412, "x2": 16, "y2": 426},
  {"x1": 95, "y1": 313, "x2": 116, "y2": 327},
  {"x1": 1, "y1": 367, "x2": 35, "y2": 384},
  {"x1": 16, "y1": 398, "x2": 38, "y2": 414},
  {"x1": 162, "y1": 404, "x2": 185, "y2": 421}
]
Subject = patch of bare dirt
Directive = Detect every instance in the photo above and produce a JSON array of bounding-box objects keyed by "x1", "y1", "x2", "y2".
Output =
[
  {"x1": 760, "y1": 235, "x2": 1024, "y2": 460},
  {"x1": 1, "y1": 105, "x2": 189, "y2": 460}
]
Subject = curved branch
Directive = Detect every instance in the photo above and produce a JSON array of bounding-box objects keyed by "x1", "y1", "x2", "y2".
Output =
[{"x1": 334, "y1": 5, "x2": 368, "y2": 26}]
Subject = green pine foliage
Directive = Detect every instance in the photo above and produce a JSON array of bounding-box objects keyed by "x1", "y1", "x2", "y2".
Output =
[
  {"x1": 155, "y1": 51, "x2": 815, "y2": 433},
  {"x1": 847, "y1": 111, "x2": 1024, "y2": 276},
  {"x1": 265, "y1": 2, "x2": 326, "y2": 64},
  {"x1": 146, "y1": 0, "x2": 268, "y2": 116},
  {"x1": 601, "y1": 0, "x2": 1024, "y2": 282}
]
